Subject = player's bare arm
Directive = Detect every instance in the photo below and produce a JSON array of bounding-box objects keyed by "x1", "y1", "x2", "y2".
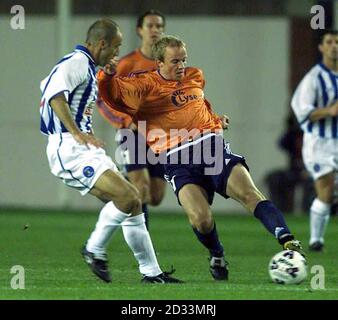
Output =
[
  {"x1": 50, "y1": 93, "x2": 105, "y2": 149},
  {"x1": 328, "y1": 101, "x2": 338, "y2": 116},
  {"x1": 309, "y1": 101, "x2": 338, "y2": 122}
]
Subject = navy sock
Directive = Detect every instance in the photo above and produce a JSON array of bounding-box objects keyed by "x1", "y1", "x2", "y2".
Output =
[
  {"x1": 254, "y1": 200, "x2": 294, "y2": 244},
  {"x1": 142, "y1": 203, "x2": 149, "y2": 230},
  {"x1": 192, "y1": 223, "x2": 224, "y2": 257}
]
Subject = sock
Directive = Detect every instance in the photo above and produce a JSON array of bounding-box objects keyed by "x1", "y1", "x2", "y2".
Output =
[
  {"x1": 122, "y1": 213, "x2": 162, "y2": 277},
  {"x1": 86, "y1": 201, "x2": 129, "y2": 256},
  {"x1": 310, "y1": 198, "x2": 330, "y2": 245},
  {"x1": 192, "y1": 223, "x2": 224, "y2": 257},
  {"x1": 142, "y1": 203, "x2": 149, "y2": 230},
  {"x1": 254, "y1": 200, "x2": 293, "y2": 245}
]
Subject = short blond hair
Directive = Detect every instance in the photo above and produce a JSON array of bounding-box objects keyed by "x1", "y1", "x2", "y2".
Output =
[{"x1": 152, "y1": 35, "x2": 186, "y2": 62}]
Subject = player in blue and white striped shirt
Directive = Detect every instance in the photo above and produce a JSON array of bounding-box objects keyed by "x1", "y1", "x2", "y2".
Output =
[
  {"x1": 40, "y1": 43, "x2": 98, "y2": 135},
  {"x1": 291, "y1": 30, "x2": 338, "y2": 251},
  {"x1": 39, "y1": 19, "x2": 182, "y2": 284}
]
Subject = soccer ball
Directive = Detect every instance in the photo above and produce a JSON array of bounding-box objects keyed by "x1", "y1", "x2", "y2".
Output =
[{"x1": 268, "y1": 250, "x2": 307, "y2": 284}]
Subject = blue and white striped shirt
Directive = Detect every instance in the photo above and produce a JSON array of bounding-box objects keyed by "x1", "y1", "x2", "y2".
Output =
[
  {"x1": 39, "y1": 45, "x2": 98, "y2": 135},
  {"x1": 291, "y1": 63, "x2": 338, "y2": 139}
]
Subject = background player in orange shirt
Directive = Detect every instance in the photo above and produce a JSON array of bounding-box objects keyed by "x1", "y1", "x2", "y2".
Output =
[
  {"x1": 97, "y1": 10, "x2": 166, "y2": 230},
  {"x1": 98, "y1": 36, "x2": 304, "y2": 281}
]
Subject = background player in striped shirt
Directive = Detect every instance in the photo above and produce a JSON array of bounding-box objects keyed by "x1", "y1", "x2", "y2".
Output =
[
  {"x1": 98, "y1": 35, "x2": 304, "y2": 281},
  {"x1": 39, "y1": 19, "x2": 182, "y2": 284},
  {"x1": 291, "y1": 30, "x2": 338, "y2": 252},
  {"x1": 97, "y1": 10, "x2": 166, "y2": 230}
]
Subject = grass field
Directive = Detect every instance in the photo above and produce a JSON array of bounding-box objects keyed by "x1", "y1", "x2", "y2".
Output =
[{"x1": 0, "y1": 208, "x2": 337, "y2": 300}]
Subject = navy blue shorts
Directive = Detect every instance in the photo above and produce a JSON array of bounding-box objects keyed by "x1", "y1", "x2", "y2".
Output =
[
  {"x1": 164, "y1": 134, "x2": 249, "y2": 205},
  {"x1": 115, "y1": 129, "x2": 165, "y2": 179}
]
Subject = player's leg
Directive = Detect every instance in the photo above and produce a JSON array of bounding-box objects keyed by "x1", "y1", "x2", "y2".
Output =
[
  {"x1": 309, "y1": 171, "x2": 335, "y2": 251},
  {"x1": 90, "y1": 168, "x2": 141, "y2": 213},
  {"x1": 126, "y1": 168, "x2": 151, "y2": 229},
  {"x1": 178, "y1": 184, "x2": 228, "y2": 280},
  {"x1": 117, "y1": 129, "x2": 153, "y2": 229},
  {"x1": 149, "y1": 177, "x2": 166, "y2": 206},
  {"x1": 84, "y1": 169, "x2": 153, "y2": 281},
  {"x1": 92, "y1": 169, "x2": 183, "y2": 283},
  {"x1": 48, "y1": 134, "x2": 181, "y2": 283},
  {"x1": 301, "y1": 134, "x2": 336, "y2": 251},
  {"x1": 86, "y1": 168, "x2": 141, "y2": 259},
  {"x1": 222, "y1": 163, "x2": 302, "y2": 252},
  {"x1": 148, "y1": 162, "x2": 167, "y2": 206},
  {"x1": 138, "y1": 162, "x2": 167, "y2": 230},
  {"x1": 85, "y1": 169, "x2": 174, "y2": 282}
]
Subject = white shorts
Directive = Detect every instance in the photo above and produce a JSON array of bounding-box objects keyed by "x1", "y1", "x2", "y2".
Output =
[
  {"x1": 302, "y1": 133, "x2": 338, "y2": 180},
  {"x1": 46, "y1": 133, "x2": 118, "y2": 195}
]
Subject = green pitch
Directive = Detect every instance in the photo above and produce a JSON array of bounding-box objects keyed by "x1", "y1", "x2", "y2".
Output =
[{"x1": 0, "y1": 208, "x2": 337, "y2": 300}]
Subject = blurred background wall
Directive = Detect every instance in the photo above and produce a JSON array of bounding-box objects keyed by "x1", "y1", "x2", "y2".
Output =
[{"x1": 0, "y1": 0, "x2": 332, "y2": 212}]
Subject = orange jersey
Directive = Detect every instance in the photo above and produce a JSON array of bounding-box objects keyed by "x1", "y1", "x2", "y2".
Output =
[
  {"x1": 97, "y1": 49, "x2": 157, "y2": 129},
  {"x1": 116, "y1": 49, "x2": 157, "y2": 77},
  {"x1": 97, "y1": 67, "x2": 223, "y2": 154}
]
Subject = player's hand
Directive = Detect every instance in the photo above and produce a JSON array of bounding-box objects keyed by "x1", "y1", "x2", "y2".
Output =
[
  {"x1": 329, "y1": 102, "x2": 338, "y2": 116},
  {"x1": 220, "y1": 115, "x2": 230, "y2": 130},
  {"x1": 103, "y1": 57, "x2": 119, "y2": 75},
  {"x1": 73, "y1": 132, "x2": 105, "y2": 149}
]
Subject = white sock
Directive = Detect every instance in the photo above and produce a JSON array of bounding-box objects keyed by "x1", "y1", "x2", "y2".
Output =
[
  {"x1": 122, "y1": 213, "x2": 162, "y2": 277},
  {"x1": 86, "y1": 201, "x2": 129, "y2": 256},
  {"x1": 310, "y1": 198, "x2": 330, "y2": 245}
]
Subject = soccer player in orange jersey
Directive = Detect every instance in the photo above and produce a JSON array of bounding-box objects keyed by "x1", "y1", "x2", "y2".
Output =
[
  {"x1": 97, "y1": 10, "x2": 166, "y2": 230},
  {"x1": 98, "y1": 36, "x2": 304, "y2": 281}
]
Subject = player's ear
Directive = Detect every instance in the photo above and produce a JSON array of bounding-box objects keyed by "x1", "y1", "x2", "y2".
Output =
[
  {"x1": 156, "y1": 59, "x2": 163, "y2": 68},
  {"x1": 99, "y1": 39, "x2": 107, "y2": 49},
  {"x1": 136, "y1": 27, "x2": 142, "y2": 38},
  {"x1": 318, "y1": 43, "x2": 323, "y2": 54}
]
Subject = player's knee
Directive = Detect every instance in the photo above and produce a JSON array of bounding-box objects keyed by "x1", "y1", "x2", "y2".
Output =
[
  {"x1": 316, "y1": 188, "x2": 334, "y2": 204},
  {"x1": 149, "y1": 192, "x2": 164, "y2": 206},
  {"x1": 128, "y1": 172, "x2": 150, "y2": 195},
  {"x1": 126, "y1": 186, "x2": 142, "y2": 214},
  {"x1": 128, "y1": 198, "x2": 142, "y2": 215},
  {"x1": 131, "y1": 181, "x2": 150, "y2": 203},
  {"x1": 191, "y1": 214, "x2": 213, "y2": 233},
  {"x1": 114, "y1": 185, "x2": 141, "y2": 213},
  {"x1": 115, "y1": 196, "x2": 141, "y2": 214},
  {"x1": 317, "y1": 194, "x2": 333, "y2": 204},
  {"x1": 195, "y1": 219, "x2": 213, "y2": 234}
]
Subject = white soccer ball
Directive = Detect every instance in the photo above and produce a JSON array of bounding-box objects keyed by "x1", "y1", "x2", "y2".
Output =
[{"x1": 268, "y1": 250, "x2": 307, "y2": 285}]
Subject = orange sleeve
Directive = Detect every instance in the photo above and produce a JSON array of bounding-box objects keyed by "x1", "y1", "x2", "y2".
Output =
[
  {"x1": 96, "y1": 96, "x2": 133, "y2": 129},
  {"x1": 204, "y1": 98, "x2": 222, "y2": 124},
  {"x1": 97, "y1": 69, "x2": 149, "y2": 116},
  {"x1": 197, "y1": 69, "x2": 221, "y2": 125},
  {"x1": 103, "y1": 54, "x2": 135, "y2": 127},
  {"x1": 116, "y1": 58, "x2": 134, "y2": 77}
]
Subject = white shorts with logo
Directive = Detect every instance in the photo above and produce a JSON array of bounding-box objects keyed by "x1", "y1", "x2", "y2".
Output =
[
  {"x1": 302, "y1": 133, "x2": 338, "y2": 180},
  {"x1": 46, "y1": 133, "x2": 118, "y2": 195}
]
